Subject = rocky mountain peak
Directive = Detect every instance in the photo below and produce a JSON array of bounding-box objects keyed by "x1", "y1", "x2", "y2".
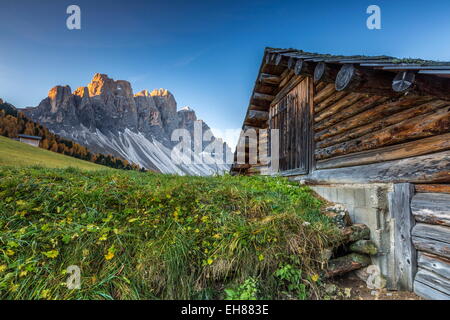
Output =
[
  {"x1": 48, "y1": 85, "x2": 72, "y2": 113},
  {"x1": 135, "y1": 89, "x2": 152, "y2": 97},
  {"x1": 87, "y1": 73, "x2": 133, "y2": 98},
  {"x1": 150, "y1": 88, "x2": 172, "y2": 97},
  {"x1": 23, "y1": 74, "x2": 231, "y2": 175},
  {"x1": 74, "y1": 86, "x2": 89, "y2": 98}
]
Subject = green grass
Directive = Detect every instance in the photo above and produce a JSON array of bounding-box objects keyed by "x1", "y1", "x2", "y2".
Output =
[
  {"x1": 0, "y1": 136, "x2": 109, "y2": 171},
  {"x1": 0, "y1": 167, "x2": 344, "y2": 300}
]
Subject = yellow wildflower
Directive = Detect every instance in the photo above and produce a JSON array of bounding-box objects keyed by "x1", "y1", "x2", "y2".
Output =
[
  {"x1": 6, "y1": 249, "x2": 15, "y2": 256},
  {"x1": 0, "y1": 265, "x2": 7, "y2": 273},
  {"x1": 311, "y1": 274, "x2": 320, "y2": 282},
  {"x1": 42, "y1": 250, "x2": 59, "y2": 259},
  {"x1": 105, "y1": 246, "x2": 115, "y2": 260}
]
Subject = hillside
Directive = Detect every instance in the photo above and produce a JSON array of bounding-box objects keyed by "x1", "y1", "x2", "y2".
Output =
[
  {"x1": 0, "y1": 167, "x2": 343, "y2": 300},
  {"x1": 0, "y1": 136, "x2": 109, "y2": 171}
]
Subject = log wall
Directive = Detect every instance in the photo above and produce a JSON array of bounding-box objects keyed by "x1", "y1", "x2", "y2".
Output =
[
  {"x1": 411, "y1": 188, "x2": 450, "y2": 300},
  {"x1": 312, "y1": 82, "x2": 450, "y2": 171}
]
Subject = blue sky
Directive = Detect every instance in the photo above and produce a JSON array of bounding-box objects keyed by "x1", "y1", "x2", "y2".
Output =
[{"x1": 1, "y1": 0, "x2": 450, "y2": 147}]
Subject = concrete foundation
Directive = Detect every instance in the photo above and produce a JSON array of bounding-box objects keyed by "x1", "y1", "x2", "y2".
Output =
[{"x1": 310, "y1": 183, "x2": 397, "y2": 289}]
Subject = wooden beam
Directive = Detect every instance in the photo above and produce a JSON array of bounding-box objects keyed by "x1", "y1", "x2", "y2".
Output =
[
  {"x1": 418, "y1": 251, "x2": 450, "y2": 280},
  {"x1": 314, "y1": 93, "x2": 364, "y2": 123},
  {"x1": 412, "y1": 223, "x2": 450, "y2": 244},
  {"x1": 314, "y1": 95, "x2": 388, "y2": 131},
  {"x1": 275, "y1": 53, "x2": 290, "y2": 67},
  {"x1": 413, "y1": 237, "x2": 450, "y2": 260},
  {"x1": 411, "y1": 193, "x2": 450, "y2": 227},
  {"x1": 315, "y1": 98, "x2": 443, "y2": 147},
  {"x1": 293, "y1": 59, "x2": 315, "y2": 77},
  {"x1": 316, "y1": 133, "x2": 450, "y2": 170},
  {"x1": 316, "y1": 106, "x2": 450, "y2": 160},
  {"x1": 335, "y1": 64, "x2": 397, "y2": 96},
  {"x1": 415, "y1": 184, "x2": 450, "y2": 194},
  {"x1": 313, "y1": 84, "x2": 336, "y2": 105},
  {"x1": 271, "y1": 75, "x2": 304, "y2": 107},
  {"x1": 393, "y1": 71, "x2": 450, "y2": 101},
  {"x1": 314, "y1": 62, "x2": 340, "y2": 83},
  {"x1": 259, "y1": 73, "x2": 281, "y2": 85},
  {"x1": 289, "y1": 150, "x2": 450, "y2": 184},
  {"x1": 246, "y1": 110, "x2": 269, "y2": 122},
  {"x1": 388, "y1": 183, "x2": 416, "y2": 291},
  {"x1": 253, "y1": 92, "x2": 274, "y2": 101},
  {"x1": 314, "y1": 90, "x2": 350, "y2": 113},
  {"x1": 314, "y1": 97, "x2": 438, "y2": 141},
  {"x1": 414, "y1": 268, "x2": 450, "y2": 297},
  {"x1": 414, "y1": 278, "x2": 450, "y2": 300}
]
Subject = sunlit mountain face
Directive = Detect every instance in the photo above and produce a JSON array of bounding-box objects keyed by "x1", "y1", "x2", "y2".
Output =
[{"x1": 23, "y1": 73, "x2": 231, "y2": 175}]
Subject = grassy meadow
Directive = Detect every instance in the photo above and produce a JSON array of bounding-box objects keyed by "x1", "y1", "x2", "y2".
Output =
[
  {"x1": 0, "y1": 136, "x2": 109, "y2": 171},
  {"x1": 0, "y1": 166, "x2": 345, "y2": 300}
]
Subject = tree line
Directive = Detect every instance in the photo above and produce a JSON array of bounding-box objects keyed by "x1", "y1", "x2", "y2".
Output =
[{"x1": 0, "y1": 103, "x2": 146, "y2": 171}]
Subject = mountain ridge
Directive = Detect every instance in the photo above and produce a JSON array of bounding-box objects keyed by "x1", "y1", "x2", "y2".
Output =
[{"x1": 23, "y1": 73, "x2": 231, "y2": 175}]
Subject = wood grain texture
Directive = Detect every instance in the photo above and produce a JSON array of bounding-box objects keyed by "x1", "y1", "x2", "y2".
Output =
[
  {"x1": 315, "y1": 133, "x2": 450, "y2": 169},
  {"x1": 314, "y1": 93, "x2": 364, "y2": 123},
  {"x1": 412, "y1": 236, "x2": 450, "y2": 259},
  {"x1": 411, "y1": 193, "x2": 450, "y2": 227},
  {"x1": 414, "y1": 280, "x2": 450, "y2": 300},
  {"x1": 314, "y1": 95, "x2": 388, "y2": 132},
  {"x1": 290, "y1": 150, "x2": 450, "y2": 184},
  {"x1": 389, "y1": 183, "x2": 416, "y2": 290},
  {"x1": 418, "y1": 251, "x2": 450, "y2": 280},
  {"x1": 412, "y1": 223, "x2": 450, "y2": 244},
  {"x1": 415, "y1": 184, "x2": 450, "y2": 194},
  {"x1": 314, "y1": 96, "x2": 434, "y2": 142},
  {"x1": 415, "y1": 268, "x2": 450, "y2": 296},
  {"x1": 315, "y1": 99, "x2": 446, "y2": 148},
  {"x1": 315, "y1": 105, "x2": 450, "y2": 160}
]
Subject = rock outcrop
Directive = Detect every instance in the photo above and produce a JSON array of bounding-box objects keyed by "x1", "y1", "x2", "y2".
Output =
[{"x1": 24, "y1": 74, "x2": 231, "y2": 175}]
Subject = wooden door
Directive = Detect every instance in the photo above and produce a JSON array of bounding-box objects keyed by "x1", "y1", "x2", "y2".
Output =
[{"x1": 269, "y1": 77, "x2": 313, "y2": 174}]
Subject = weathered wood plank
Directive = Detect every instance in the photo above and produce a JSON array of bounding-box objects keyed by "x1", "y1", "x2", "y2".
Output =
[
  {"x1": 335, "y1": 64, "x2": 397, "y2": 96},
  {"x1": 314, "y1": 93, "x2": 364, "y2": 123},
  {"x1": 412, "y1": 223, "x2": 450, "y2": 244},
  {"x1": 415, "y1": 268, "x2": 450, "y2": 296},
  {"x1": 418, "y1": 251, "x2": 450, "y2": 280},
  {"x1": 412, "y1": 236, "x2": 450, "y2": 259},
  {"x1": 415, "y1": 184, "x2": 450, "y2": 194},
  {"x1": 259, "y1": 73, "x2": 281, "y2": 85},
  {"x1": 393, "y1": 71, "x2": 450, "y2": 102},
  {"x1": 271, "y1": 75, "x2": 303, "y2": 107},
  {"x1": 316, "y1": 105, "x2": 450, "y2": 160},
  {"x1": 313, "y1": 84, "x2": 335, "y2": 105},
  {"x1": 411, "y1": 193, "x2": 450, "y2": 227},
  {"x1": 315, "y1": 133, "x2": 450, "y2": 170},
  {"x1": 314, "y1": 95, "x2": 388, "y2": 132},
  {"x1": 314, "y1": 91, "x2": 349, "y2": 113},
  {"x1": 289, "y1": 150, "x2": 450, "y2": 184},
  {"x1": 389, "y1": 183, "x2": 416, "y2": 290},
  {"x1": 315, "y1": 99, "x2": 445, "y2": 147},
  {"x1": 414, "y1": 279, "x2": 450, "y2": 300},
  {"x1": 314, "y1": 96, "x2": 434, "y2": 143}
]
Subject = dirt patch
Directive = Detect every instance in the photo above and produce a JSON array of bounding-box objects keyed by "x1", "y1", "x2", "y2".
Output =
[{"x1": 325, "y1": 274, "x2": 423, "y2": 300}]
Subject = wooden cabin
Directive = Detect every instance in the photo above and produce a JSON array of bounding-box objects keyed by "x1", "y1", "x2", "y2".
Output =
[
  {"x1": 17, "y1": 134, "x2": 42, "y2": 147},
  {"x1": 231, "y1": 47, "x2": 450, "y2": 299}
]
